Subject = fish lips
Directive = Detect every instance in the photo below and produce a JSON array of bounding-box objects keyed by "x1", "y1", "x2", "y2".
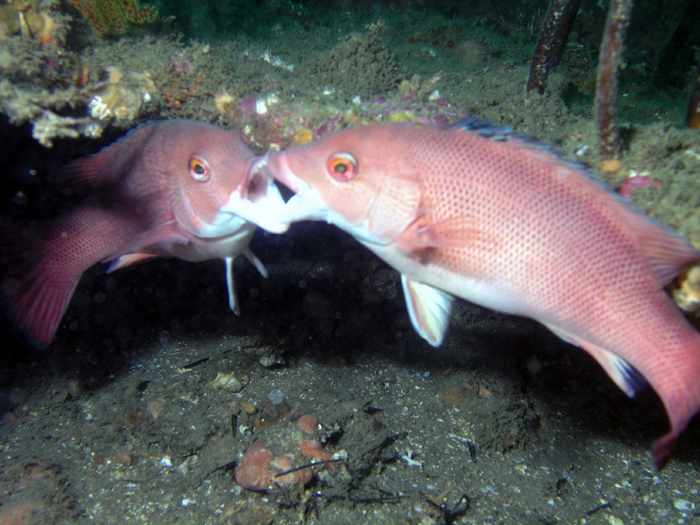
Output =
[
  {"x1": 220, "y1": 156, "x2": 291, "y2": 235},
  {"x1": 259, "y1": 151, "x2": 332, "y2": 225}
]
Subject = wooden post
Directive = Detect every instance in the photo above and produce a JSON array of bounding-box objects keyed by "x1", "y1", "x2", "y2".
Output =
[{"x1": 594, "y1": 0, "x2": 633, "y2": 168}]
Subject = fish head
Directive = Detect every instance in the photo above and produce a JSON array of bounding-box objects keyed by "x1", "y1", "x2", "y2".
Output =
[
  {"x1": 162, "y1": 121, "x2": 288, "y2": 238},
  {"x1": 263, "y1": 123, "x2": 426, "y2": 245}
]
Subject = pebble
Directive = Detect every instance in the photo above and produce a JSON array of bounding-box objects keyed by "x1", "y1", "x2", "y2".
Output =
[
  {"x1": 674, "y1": 499, "x2": 695, "y2": 511},
  {"x1": 241, "y1": 402, "x2": 257, "y2": 415},
  {"x1": 210, "y1": 372, "x2": 243, "y2": 392},
  {"x1": 267, "y1": 389, "x2": 285, "y2": 406}
]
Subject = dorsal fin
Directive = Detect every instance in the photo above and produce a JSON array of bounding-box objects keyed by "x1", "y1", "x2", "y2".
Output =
[
  {"x1": 452, "y1": 118, "x2": 699, "y2": 285},
  {"x1": 602, "y1": 194, "x2": 699, "y2": 285},
  {"x1": 59, "y1": 122, "x2": 159, "y2": 191}
]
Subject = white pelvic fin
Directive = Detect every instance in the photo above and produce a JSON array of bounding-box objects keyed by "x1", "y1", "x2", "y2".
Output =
[
  {"x1": 243, "y1": 248, "x2": 268, "y2": 278},
  {"x1": 401, "y1": 275, "x2": 454, "y2": 347},
  {"x1": 225, "y1": 257, "x2": 240, "y2": 315}
]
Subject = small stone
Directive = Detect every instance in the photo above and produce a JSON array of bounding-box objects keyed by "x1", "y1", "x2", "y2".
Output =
[
  {"x1": 674, "y1": 498, "x2": 695, "y2": 511},
  {"x1": 235, "y1": 442, "x2": 274, "y2": 491},
  {"x1": 600, "y1": 158, "x2": 623, "y2": 174},
  {"x1": 477, "y1": 384, "x2": 492, "y2": 397},
  {"x1": 148, "y1": 399, "x2": 165, "y2": 420},
  {"x1": 241, "y1": 402, "x2": 257, "y2": 415},
  {"x1": 258, "y1": 351, "x2": 284, "y2": 368},
  {"x1": 112, "y1": 453, "x2": 132, "y2": 466},
  {"x1": 298, "y1": 414, "x2": 319, "y2": 434},
  {"x1": 210, "y1": 372, "x2": 243, "y2": 392},
  {"x1": 267, "y1": 389, "x2": 284, "y2": 406}
]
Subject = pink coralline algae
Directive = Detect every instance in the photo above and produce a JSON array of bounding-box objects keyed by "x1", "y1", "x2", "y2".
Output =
[
  {"x1": 232, "y1": 76, "x2": 470, "y2": 151},
  {"x1": 619, "y1": 174, "x2": 661, "y2": 199},
  {"x1": 234, "y1": 413, "x2": 338, "y2": 493},
  {"x1": 234, "y1": 442, "x2": 314, "y2": 492}
]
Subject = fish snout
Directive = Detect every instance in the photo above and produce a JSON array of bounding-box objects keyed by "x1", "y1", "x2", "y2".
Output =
[{"x1": 264, "y1": 150, "x2": 304, "y2": 194}]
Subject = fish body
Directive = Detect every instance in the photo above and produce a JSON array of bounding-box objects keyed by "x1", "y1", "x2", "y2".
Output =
[
  {"x1": 260, "y1": 119, "x2": 700, "y2": 468},
  {"x1": 1, "y1": 119, "x2": 287, "y2": 348}
]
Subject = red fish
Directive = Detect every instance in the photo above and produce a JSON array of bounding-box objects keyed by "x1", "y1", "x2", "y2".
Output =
[
  {"x1": 0, "y1": 120, "x2": 287, "y2": 348},
  {"x1": 257, "y1": 119, "x2": 700, "y2": 468}
]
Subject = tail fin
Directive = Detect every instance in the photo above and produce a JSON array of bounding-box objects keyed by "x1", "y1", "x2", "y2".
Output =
[
  {"x1": 652, "y1": 432, "x2": 677, "y2": 470},
  {"x1": 0, "y1": 220, "x2": 81, "y2": 348}
]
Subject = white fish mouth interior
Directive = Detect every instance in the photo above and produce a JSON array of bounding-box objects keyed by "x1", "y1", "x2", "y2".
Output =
[
  {"x1": 246, "y1": 157, "x2": 274, "y2": 203},
  {"x1": 216, "y1": 156, "x2": 291, "y2": 234}
]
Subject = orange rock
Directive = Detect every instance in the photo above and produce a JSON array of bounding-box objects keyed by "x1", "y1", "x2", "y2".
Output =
[
  {"x1": 600, "y1": 158, "x2": 622, "y2": 174},
  {"x1": 272, "y1": 454, "x2": 294, "y2": 471},
  {"x1": 272, "y1": 454, "x2": 313, "y2": 487},
  {"x1": 236, "y1": 443, "x2": 315, "y2": 492},
  {"x1": 298, "y1": 414, "x2": 319, "y2": 434},
  {"x1": 234, "y1": 442, "x2": 274, "y2": 491},
  {"x1": 0, "y1": 501, "x2": 41, "y2": 524},
  {"x1": 299, "y1": 439, "x2": 337, "y2": 471}
]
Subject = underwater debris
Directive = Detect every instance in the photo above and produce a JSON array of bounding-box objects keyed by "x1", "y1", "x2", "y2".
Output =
[
  {"x1": 0, "y1": 0, "x2": 62, "y2": 44},
  {"x1": 260, "y1": 50, "x2": 294, "y2": 72},
  {"x1": 15, "y1": 64, "x2": 154, "y2": 147},
  {"x1": 31, "y1": 110, "x2": 89, "y2": 147}
]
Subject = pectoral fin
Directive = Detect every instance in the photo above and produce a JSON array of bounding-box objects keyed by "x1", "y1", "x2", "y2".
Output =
[
  {"x1": 401, "y1": 275, "x2": 454, "y2": 347},
  {"x1": 402, "y1": 215, "x2": 494, "y2": 248},
  {"x1": 103, "y1": 221, "x2": 190, "y2": 265}
]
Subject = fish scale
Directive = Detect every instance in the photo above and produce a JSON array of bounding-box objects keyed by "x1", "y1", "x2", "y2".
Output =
[{"x1": 262, "y1": 119, "x2": 700, "y2": 468}]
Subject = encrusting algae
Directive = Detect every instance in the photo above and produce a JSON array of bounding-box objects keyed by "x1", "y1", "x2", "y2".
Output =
[{"x1": 69, "y1": 0, "x2": 157, "y2": 36}]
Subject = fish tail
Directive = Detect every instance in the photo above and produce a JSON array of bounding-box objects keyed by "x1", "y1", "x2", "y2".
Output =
[
  {"x1": 0, "y1": 208, "x2": 127, "y2": 348},
  {"x1": 652, "y1": 431, "x2": 678, "y2": 470},
  {"x1": 0, "y1": 219, "x2": 81, "y2": 348},
  {"x1": 650, "y1": 323, "x2": 700, "y2": 470}
]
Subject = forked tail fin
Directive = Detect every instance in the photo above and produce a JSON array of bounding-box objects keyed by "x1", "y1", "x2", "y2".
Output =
[
  {"x1": 0, "y1": 220, "x2": 82, "y2": 348},
  {"x1": 0, "y1": 207, "x2": 130, "y2": 348}
]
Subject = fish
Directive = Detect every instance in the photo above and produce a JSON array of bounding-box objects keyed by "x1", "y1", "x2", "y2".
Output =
[
  {"x1": 0, "y1": 119, "x2": 288, "y2": 349},
  {"x1": 254, "y1": 118, "x2": 700, "y2": 468}
]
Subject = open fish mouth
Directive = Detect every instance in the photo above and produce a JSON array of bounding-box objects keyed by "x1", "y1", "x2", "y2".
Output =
[
  {"x1": 257, "y1": 151, "x2": 338, "y2": 225},
  {"x1": 218, "y1": 156, "x2": 291, "y2": 234}
]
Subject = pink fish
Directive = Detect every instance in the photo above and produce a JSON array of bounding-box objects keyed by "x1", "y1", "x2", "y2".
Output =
[
  {"x1": 255, "y1": 119, "x2": 700, "y2": 468},
  {"x1": 0, "y1": 120, "x2": 287, "y2": 348}
]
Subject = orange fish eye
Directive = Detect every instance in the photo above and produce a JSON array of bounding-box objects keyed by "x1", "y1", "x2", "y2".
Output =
[
  {"x1": 189, "y1": 157, "x2": 210, "y2": 182},
  {"x1": 327, "y1": 152, "x2": 358, "y2": 182}
]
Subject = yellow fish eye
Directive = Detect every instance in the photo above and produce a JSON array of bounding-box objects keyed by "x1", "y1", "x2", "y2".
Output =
[
  {"x1": 327, "y1": 152, "x2": 358, "y2": 182},
  {"x1": 189, "y1": 157, "x2": 210, "y2": 182}
]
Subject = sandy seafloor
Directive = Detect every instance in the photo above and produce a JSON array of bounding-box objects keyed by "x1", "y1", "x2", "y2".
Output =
[{"x1": 1, "y1": 1, "x2": 700, "y2": 524}]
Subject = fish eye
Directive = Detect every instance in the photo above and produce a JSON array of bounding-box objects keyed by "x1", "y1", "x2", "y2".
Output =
[
  {"x1": 189, "y1": 157, "x2": 210, "y2": 182},
  {"x1": 327, "y1": 152, "x2": 358, "y2": 182}
]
